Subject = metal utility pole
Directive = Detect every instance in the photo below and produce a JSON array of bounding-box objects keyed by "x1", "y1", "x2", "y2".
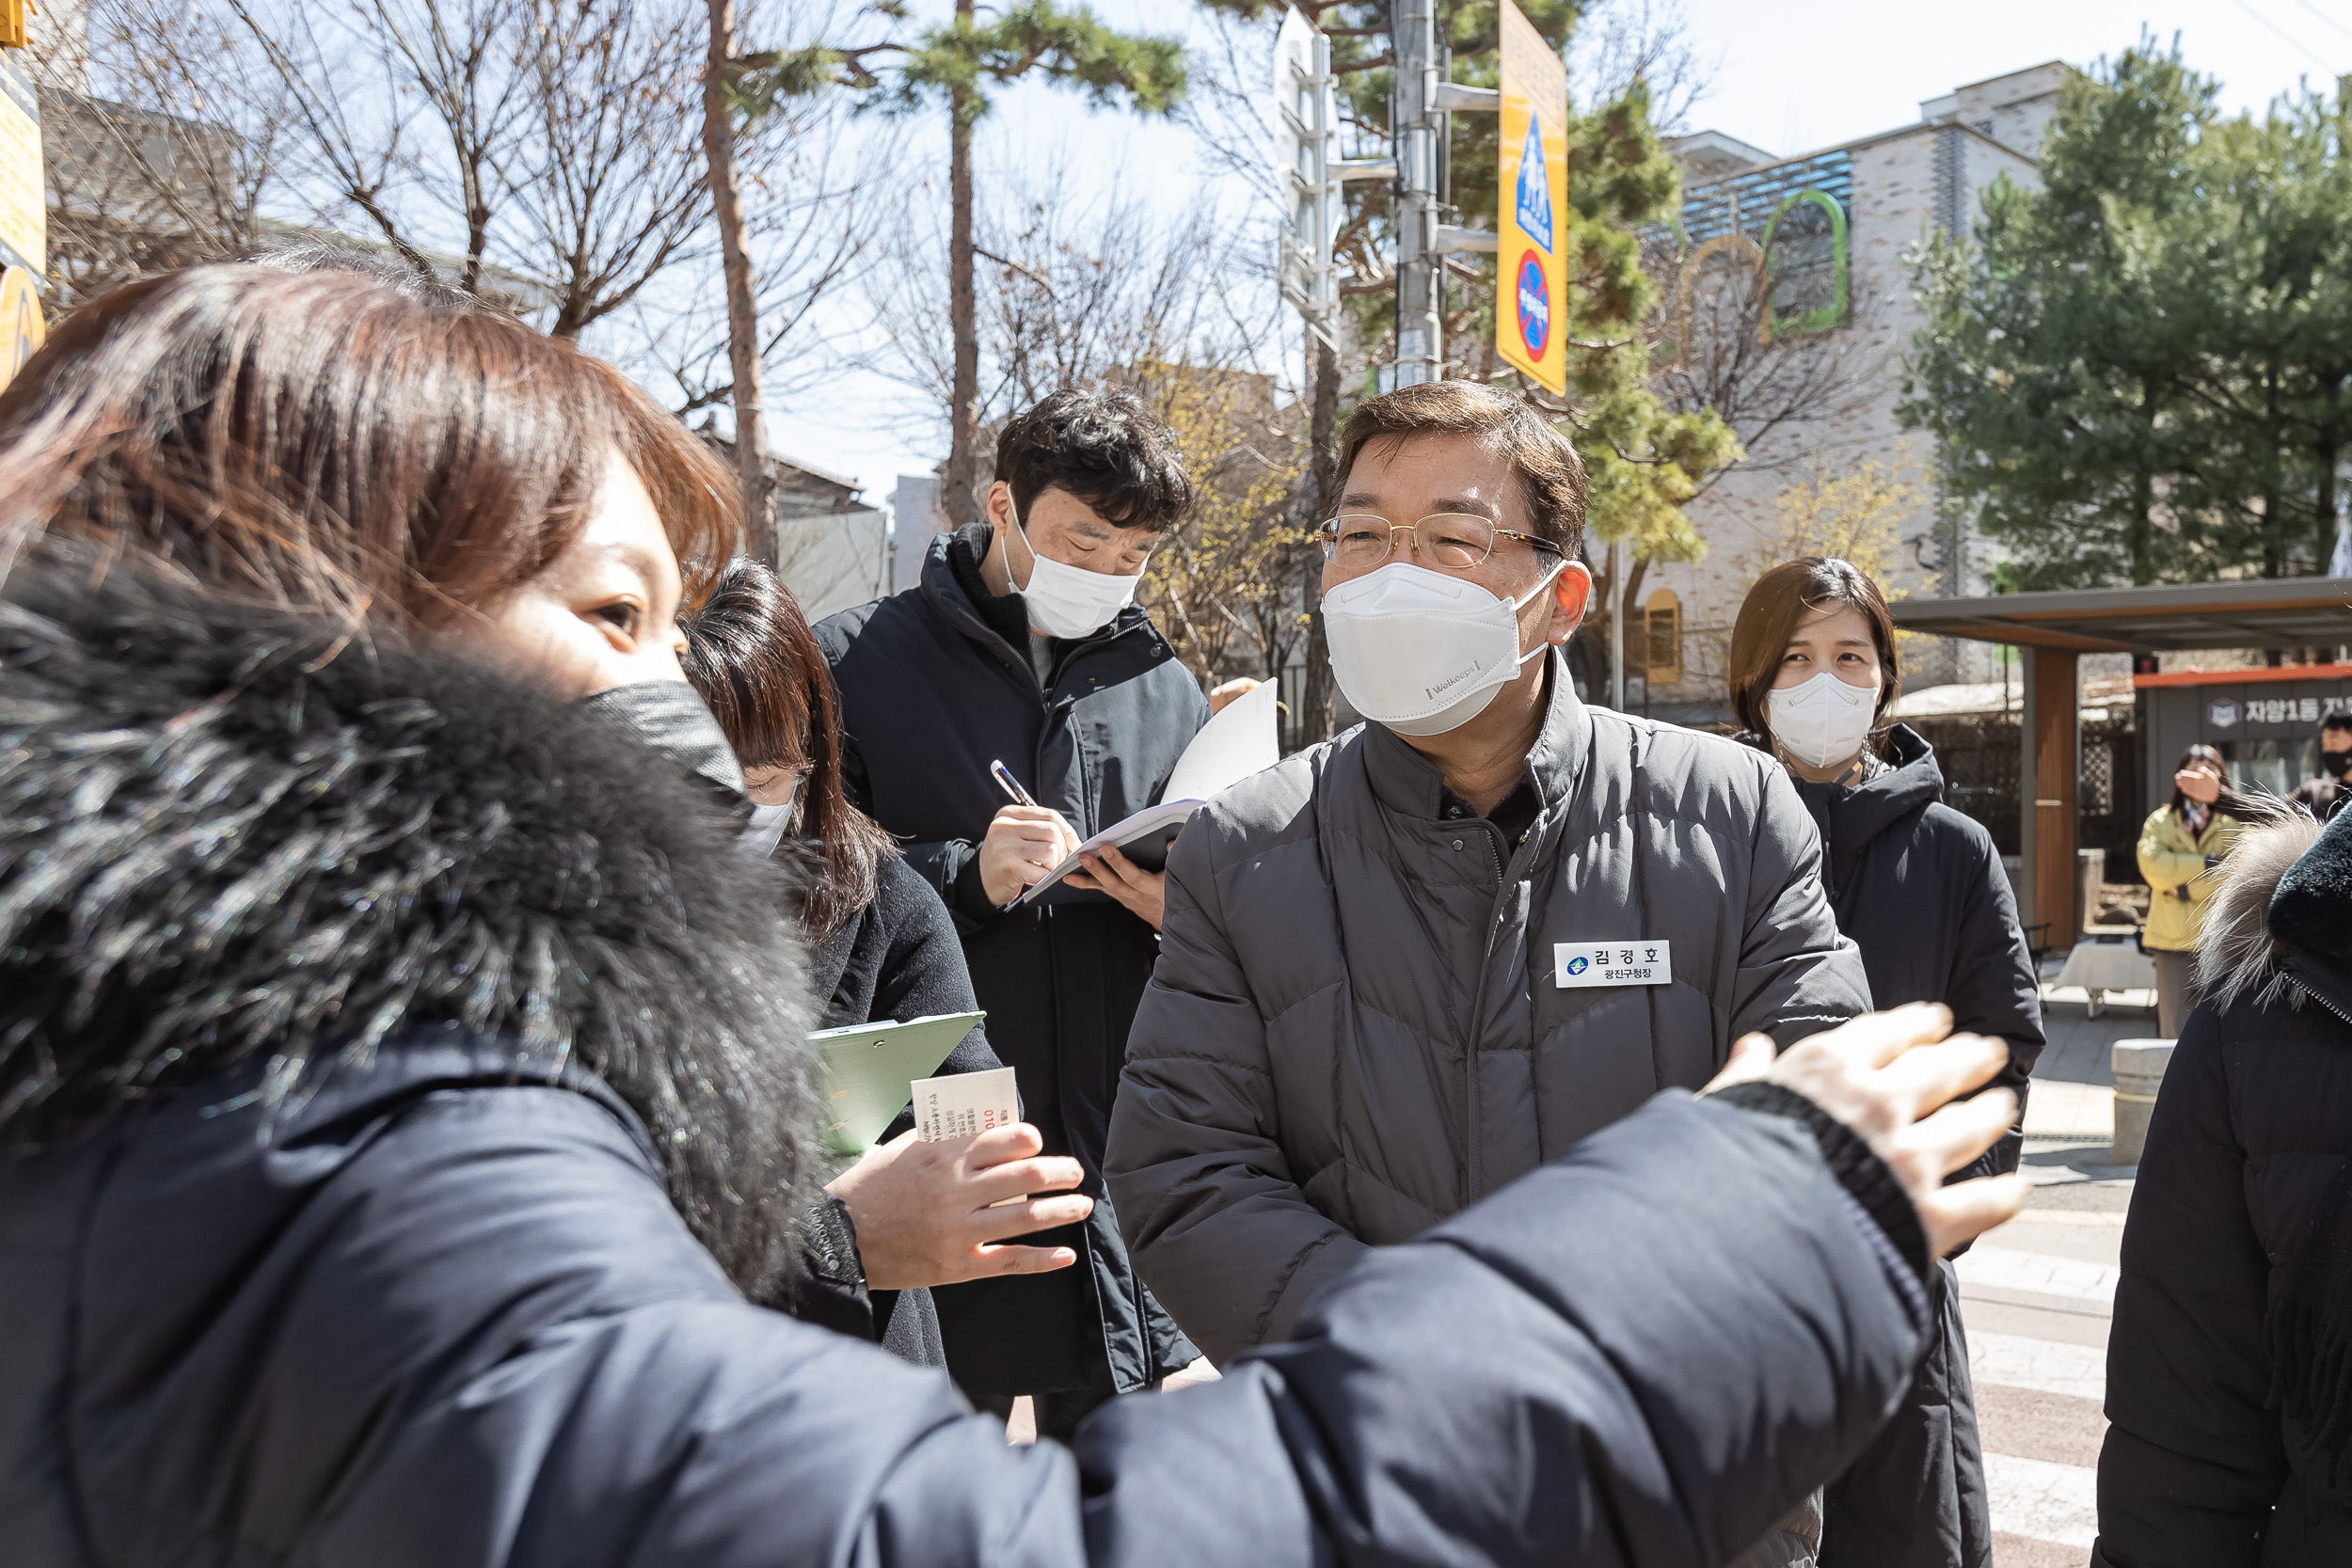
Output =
[
  {"x1": 1391, "y1": 0, "x2": 1439, "y2": 387},
  {"x1": 1388, "y1": 3, "x2": 1499, "y2": 388},
  {"x1": 1608, "y1": 539, "x2": 1627, "y2": 711}
]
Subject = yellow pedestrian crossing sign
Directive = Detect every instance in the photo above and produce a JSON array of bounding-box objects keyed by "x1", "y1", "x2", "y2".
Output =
[{"x1": 1496, "y1": 0, "x2": 1566, "y2": 395}]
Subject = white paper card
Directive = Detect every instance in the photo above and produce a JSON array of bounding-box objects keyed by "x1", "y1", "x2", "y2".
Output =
[
  {"x1": 1554, "y1": 940, "x2": 1672, "y2": 989},
  {"x1": 912, "y1": 1065, "x2": 1020, "y2": 1142},
  {"x1": 1161, "y1": 677, "x2": 1280, "y2": 802}
]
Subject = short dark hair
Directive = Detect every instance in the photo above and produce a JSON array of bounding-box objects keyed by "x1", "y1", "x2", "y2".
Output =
[
  {"x1": 993, "y1": 385, "x2": 1192, "y2": 534},
  {"x1": 1727, "y1": 557, "x2": 1902, "y2": 740},
  {"x1": 1335, "y1": 381, "x2": 1588, "y2": 555},
  {"x1": 2322, "y1": 712, "x2": 2352, "y2": 736},
  {"x1": 681, "y1": 558, "x2": 894, "y2": 939}
]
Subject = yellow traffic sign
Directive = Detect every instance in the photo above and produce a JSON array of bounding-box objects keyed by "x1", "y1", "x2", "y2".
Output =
[
  {"x1": 0, "y1": 48, "x2": 42, "y2": 277},
  {"x1": 0, "y1": 265, "x2": 43, "y2": 391},
  {"x1": 1495, "y1": 0, "x2": 1566, "y2": 395}
]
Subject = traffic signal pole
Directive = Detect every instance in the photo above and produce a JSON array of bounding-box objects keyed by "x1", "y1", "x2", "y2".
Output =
[
  {"x1": 1391, "y1": 0, "x2": 1440, "y2": 388},
  {"x1": 1391, "y1": 2, "x2": 1498, "y2": 388}
]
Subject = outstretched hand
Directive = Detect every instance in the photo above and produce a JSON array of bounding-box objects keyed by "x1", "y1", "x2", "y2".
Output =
[
  {"x1": 1703, "y1": 1003, "x2": 2029, "y2": 1259},
  {"x1": 824, "y1": 1122, "x2": 1092, "y2": 1291}
]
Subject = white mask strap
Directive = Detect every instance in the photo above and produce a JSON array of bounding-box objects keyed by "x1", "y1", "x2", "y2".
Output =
[
  {"x1": 1510, "y1": 558, "x2": 1569, "y2": 667},
  {"x1": 1001, "y1": 489, "x2": 1041, "y2": 593}
]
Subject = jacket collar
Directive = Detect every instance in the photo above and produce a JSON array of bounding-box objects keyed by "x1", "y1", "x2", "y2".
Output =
[
  {"x1": 1788, "y1": 724, "x2": 1945, "y2": 885},
  {"x1": 1361, "y1": 649, "x2": 1591, "y2": 820},
  {"x1": 915, "y1": 526, "x2": 1160, "y2": 679}
]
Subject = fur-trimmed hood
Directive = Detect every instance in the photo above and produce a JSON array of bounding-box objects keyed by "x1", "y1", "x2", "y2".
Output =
[
  {"x1": 0, "y1": 543, "x2": 818, "y2": 1293},
  {"x1": 2198, "y1": 803, "x2": 2352, "y2": 1022}
]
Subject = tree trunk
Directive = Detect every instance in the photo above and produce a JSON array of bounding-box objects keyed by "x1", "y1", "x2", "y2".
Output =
[
  {"x1": 2315, "y1": 416, "x2": 2340, "y2": 574},
  {"x1": 942, "y1": 0, "x2": 980, "y2": 530},
  {"x1": 702, "y1": 0, "x2": 773, "y2": 562},
  {"x1": 1296, "y1": 334, "x2": 1343, "y2": 745}
]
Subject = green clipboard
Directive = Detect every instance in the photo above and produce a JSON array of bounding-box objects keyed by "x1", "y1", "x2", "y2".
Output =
[{"x1": 811, "y1": 1011, "x2": 984, "y2": 1156}]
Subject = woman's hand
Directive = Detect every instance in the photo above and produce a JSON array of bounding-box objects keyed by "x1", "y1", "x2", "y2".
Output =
[
  {"x1": 825, "y1": 1122, "x2": 1092, "y2": 1291},
  {"x1": 2176, "y1": 767, "x2": 2221, "y2": 805},
  {"x1": 1703, "y1": 1003, "x2": 2029, "y2": 1259},
  {"x1": 1064, "y1": 842, "x2": 1167, "y2": 930}
]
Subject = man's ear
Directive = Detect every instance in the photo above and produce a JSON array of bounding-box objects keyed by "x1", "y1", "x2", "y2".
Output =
[{"x1": 1546, "y1": 562, "x2": 1595, "y2": 646}]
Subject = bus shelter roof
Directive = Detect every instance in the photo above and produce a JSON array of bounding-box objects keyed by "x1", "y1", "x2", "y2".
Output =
[{"x1": 1889, "y1": 577, "x2": 2352, "y2": 653}]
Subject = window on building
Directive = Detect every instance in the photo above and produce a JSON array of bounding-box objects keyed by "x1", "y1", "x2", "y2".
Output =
[{"x1": 1761, "y1": 191, "x2": 1848, "y2": 337}]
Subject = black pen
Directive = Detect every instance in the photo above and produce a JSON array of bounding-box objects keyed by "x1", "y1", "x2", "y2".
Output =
[{"x1": 989, "y1": 759, "x2": 1037, "y2": 809}]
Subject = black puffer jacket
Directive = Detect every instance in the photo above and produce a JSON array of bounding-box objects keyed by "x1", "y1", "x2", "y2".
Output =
[
  {"x1": 1784, "y1": 725, "x2": 2043, "y2": 1178},
  {"x1": 815, "y1": 527, "x2": 1207, "y2": 1398},
  {"x1": 0, "y1": 546, "x2": 1949, "y2": 1568},
  {"x1": 1780, "y1": 726, "x2": 2044, "y2": 1568},
  {"x1": 2095, "y1": 807, "x2": 2352, "y2": 1567}
]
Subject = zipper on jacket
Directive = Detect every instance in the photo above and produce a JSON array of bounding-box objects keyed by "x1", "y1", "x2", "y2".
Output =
[{"x1": 2288, "y1": 971, "x2": 2352, "y2": 1031}]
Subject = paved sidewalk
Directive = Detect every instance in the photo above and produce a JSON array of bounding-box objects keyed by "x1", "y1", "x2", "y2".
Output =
[{"x1": 1967, "y1": 984, "x2": 2149, "y2": 1567}]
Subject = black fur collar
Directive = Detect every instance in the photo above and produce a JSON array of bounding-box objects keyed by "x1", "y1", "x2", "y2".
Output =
[
  {"x1": 0, "y1": 545, "x2": 817, "y2": 1295},
  {"x1": 2275, "y1": 803, "x2": 2352, "y2": 962}
]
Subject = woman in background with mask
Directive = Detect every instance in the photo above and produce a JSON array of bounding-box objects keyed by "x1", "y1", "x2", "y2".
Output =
[
  {"x1": 683, "y1": 559, "x2": 1090, "y2": 1372},
  {"x1": 1727, "y1": 556, "x2": 2042, "y2": 1568},
  {"x1": 2136, "y1": 744, "x2": 2244, "y2": 1037}
]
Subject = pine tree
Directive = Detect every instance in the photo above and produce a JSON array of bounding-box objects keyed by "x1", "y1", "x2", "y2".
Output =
[
  {"x1": 1905, "y1": 37, "x2": 2352, "y2": 587},
  {"x1": 741, "y1": 3, "x2": 1185, "y2": 528}
]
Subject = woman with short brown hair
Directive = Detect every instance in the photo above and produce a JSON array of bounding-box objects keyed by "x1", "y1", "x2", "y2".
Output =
[{"x1": 1728, "y1": 556, "x2": 2043, "y2": 1568}]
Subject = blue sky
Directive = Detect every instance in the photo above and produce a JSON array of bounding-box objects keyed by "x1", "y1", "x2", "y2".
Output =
[{"x1": 769, "y1": 0, "x2": 2352, "y2": 513}]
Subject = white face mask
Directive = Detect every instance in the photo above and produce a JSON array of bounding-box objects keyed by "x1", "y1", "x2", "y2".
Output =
[
  {"x1": 1006, "y1": 497, "x2": 1145, "y2": 640},
  {"x1": 1766, "y1": 670, "x2": 1882, "y2": 771},
  {"x1": 1321, "y1": 560, "x2": 1565, "y2": 736},
  {"x1": 742, "y1": 800, "x2": 793, "y2": 858}
]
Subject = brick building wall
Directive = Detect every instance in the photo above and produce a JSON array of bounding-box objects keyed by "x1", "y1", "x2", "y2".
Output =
[{"x1": 1637, "y1": 65, "x2": 2069, "y2": 726}]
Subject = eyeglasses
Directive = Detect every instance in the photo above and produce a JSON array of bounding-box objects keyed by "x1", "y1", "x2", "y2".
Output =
[{"x1": 1316, "y1": 513, "x2": 1565, "y2": 572}]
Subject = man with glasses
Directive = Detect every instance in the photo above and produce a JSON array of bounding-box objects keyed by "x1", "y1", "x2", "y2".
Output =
[{"x1": 1104, "y1": 381, "x2": 1872, "y2": 1375}]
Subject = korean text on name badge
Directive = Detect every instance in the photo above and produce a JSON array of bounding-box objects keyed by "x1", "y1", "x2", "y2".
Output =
[
  {"x1": 1554, "y1": 940, "x2": 1672, "y2": 990},
  {"x1": 913, "y1": 1065, "x2": 1020, "y2": 1142}
]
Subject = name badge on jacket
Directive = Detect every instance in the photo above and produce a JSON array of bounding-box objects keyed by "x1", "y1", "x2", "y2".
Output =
[{"x1": 1554, "y1": 941, "x2": 1672, "y2": 989}]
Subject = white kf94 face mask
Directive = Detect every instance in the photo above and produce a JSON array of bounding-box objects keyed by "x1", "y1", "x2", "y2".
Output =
[
  {"x1": 1321, "y1": 559, "x2": 1565, "y2": 737},
  {"x1": 1766, "y1": 670, "x2": 1882, "y2": 770},
  {"x1": 1008, "y1": 498, "x2": 1145, "y2": 640}
]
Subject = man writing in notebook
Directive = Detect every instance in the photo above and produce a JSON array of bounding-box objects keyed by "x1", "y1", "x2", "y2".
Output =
[
  {"x1": 1104, "y1": 382, "x2": 1875, "y2": 1380},
  {"x1": 815, "y1": 386, "x2": 1208, "y2": 1437}
]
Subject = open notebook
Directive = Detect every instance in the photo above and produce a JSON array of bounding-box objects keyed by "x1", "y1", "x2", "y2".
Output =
[
  {"x1": 1019, "y1": 679, "x2": 1279, "y2": 904},
  {"x1": 811, "y1": 1011, "x2": 985, "y2": 1157}
]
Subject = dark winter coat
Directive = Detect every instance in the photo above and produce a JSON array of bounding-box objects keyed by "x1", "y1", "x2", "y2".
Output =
[
  {"x1": 814, "y1": 528, "x2": 1207, "y2": 1397},
  {"x1": 1104, "y1": 662, "x2": 1874, "y2": 1366},
  {"x1": 2287, "y1": 774, "x2": 2346, "y2": 824},
  {"x1": 805, "y1": 852, "x2": 1006, "y2": 1363},
  {"x1": 2094, "y1": 806, "x2": 2352, "y2": 1567},
  {"x1": 1786, "y1": 725, "x2": 2043, "y2": 1184},
  {"x1": 0, "y1": 544, "x2": 1954, "y2": 1568},
  {"x1": 1781, "y1": 725, "x2": 2045, "y2": 1568}
]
